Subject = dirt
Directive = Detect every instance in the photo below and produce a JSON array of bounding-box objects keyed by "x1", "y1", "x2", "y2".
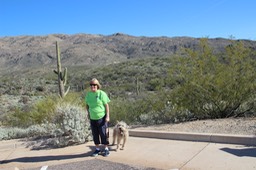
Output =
[{"x1": 131, "y1": 117, "x2": 256, "y2": 136}]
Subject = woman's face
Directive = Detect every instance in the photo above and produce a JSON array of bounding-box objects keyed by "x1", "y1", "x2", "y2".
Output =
[{"x1": 90, "y1": 82, "x2": 98, "y2": 92}]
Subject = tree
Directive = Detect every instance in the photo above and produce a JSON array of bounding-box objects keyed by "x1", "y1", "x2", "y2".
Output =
[{"x1": 169, "y1": 38, "x2": 256, "y2": 119}]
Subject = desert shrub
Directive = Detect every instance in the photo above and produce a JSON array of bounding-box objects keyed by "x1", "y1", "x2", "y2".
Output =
[
  {"x1": 2, "y1": 107, "x2": 35, "y2": 127},
  {"x1": 0, "y1": 100, "x2": 91, "y2": 147},
  {"x1": 28, "y1": 95, "x2": 59, "y2": 125},
  {"x1": 0, "y1": 127, "x2": 27, "y2": 140},
  {"x1": 20, "y1": 96, "x2": 30, "y2": 104},
  {"x1": 109, "y1": 91, "x2": 188, "y2": 125},
  {"x1": 169, "y1": 39, "x2": 256, "y2": 119},
  {"x1": 8, "y1": 95, "x2": 58, "y2": 127},
  {"x1": 146, "y1": 78, "x2": 164, "y2": 91},
  {"x1": 2, "y1": 92, "x2": 85, "y2": 128},
  {"x1": 135, "y1": 92, "x2": 194, "y2": 125},
  {"x1": 0, "y1": 124, "x2": 55, "y2": 140},
  {"x1": 109, "y1": 97, "x2": 137, "y2": 125},
  {"x1": 36, "y1": 86, "x2": 45, "y2": 92},
  {"x1": 52, "y1": 103, "x2": 91, "y2": 147},
  {"x1": 62, "y1": 92, "x2": 86, "y2": 107}
]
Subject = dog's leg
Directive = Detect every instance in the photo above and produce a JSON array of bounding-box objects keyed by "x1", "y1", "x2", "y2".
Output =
[
  {"x1": 121, "y1": 133, "x2": 127, "y2": 150},
  {"x1": 117, "y1": 135, "x2": 122, "y2": 150},
  {"x1": 112, "y1": 129, "x2": 117, "y2": 146}
]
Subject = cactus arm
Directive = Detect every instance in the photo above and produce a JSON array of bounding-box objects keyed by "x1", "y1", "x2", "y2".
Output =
[
  {"x1": 64, "y1": 86, "x2": 70, "y2": 97},
  {"x1": 53, "y1": 70, "x2": 58, "y2": 74},
  {"x1": 63, "y1": 67, "x2": 67, "y2": 85}
]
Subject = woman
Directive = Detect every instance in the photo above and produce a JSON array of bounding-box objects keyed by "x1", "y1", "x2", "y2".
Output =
[{"x1": 85, "y1": 78, "x2": 110, "y2": 157}]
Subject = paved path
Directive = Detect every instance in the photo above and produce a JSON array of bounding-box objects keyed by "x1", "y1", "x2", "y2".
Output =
[{"x1": 0, "y1": 131, "x2": 256, "y2": 170}]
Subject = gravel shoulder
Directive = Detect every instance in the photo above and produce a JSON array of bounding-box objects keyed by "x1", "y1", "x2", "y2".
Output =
[{"x1": 131, "y1": 117, "x2": 256, "y2": 136}]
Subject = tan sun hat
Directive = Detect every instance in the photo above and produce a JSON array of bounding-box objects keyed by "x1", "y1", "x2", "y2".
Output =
[{"x1": 90, "y1": 78, "x2": 101, "y2": 89}]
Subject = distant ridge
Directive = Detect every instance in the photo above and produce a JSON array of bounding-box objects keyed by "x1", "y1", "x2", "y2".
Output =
[{"x1": 0, "y1": 33, "x2": 255, "y2": 74}]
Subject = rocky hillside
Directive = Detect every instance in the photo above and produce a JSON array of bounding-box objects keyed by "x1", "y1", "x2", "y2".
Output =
[{"x1": 1, "y1": 33, "x2": 256, "y2": 75}]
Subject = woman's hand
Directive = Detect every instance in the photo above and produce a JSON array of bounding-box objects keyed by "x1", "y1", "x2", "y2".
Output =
[{"x1": 105, "y1": 115, "x2": 110, "y2": 122}]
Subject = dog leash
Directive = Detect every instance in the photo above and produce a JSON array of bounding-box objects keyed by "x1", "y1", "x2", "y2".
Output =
[
  {"x1": 106, "y1": 123, "x2": 110, "y2": 143},
  {"x1": 107, "y1": 127, "x2": 109, "y2": 138}
]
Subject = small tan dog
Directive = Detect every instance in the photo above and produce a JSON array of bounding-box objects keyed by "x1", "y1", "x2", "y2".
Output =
[{"x1": 112, "y1": 121, "x2": 129, "y2": 151}]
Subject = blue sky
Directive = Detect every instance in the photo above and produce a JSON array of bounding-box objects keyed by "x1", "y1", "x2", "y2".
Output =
[{"x1": 1, "y1": 0, "x2": 255, "y2": 40}]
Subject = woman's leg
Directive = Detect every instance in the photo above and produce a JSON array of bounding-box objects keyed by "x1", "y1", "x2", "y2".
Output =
[
  {"x1": 98, "y1": 119, "x2": 110, "y2": 156},
  {"x1": 90, "y1": 120, "x2": 100, "y2": 145}
]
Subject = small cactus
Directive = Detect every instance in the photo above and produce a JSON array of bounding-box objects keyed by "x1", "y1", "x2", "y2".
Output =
[{"x1": 136, "y1": 77, "x2": 140, "y2": 95}]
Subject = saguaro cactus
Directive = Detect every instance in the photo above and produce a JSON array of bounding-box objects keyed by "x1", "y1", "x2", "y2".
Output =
[
  {"x1": 136, "y1": 77, "x2": 140, "y2": 95},
  {"x1": 54, "y1": 41, "x2": 70, "y2": 98}
]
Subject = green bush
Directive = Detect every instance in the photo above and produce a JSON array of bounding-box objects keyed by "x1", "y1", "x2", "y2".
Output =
[
  {"x1": 169, "y1": 39, "x2": 256, "y2": 119},
  {"x1": 2, "y1": 92, "x2": 85, "y2": 128},
  {"x1": 109, "y1": 91, "x2": 185, "y2": 125},
  {"x1": 3, "y1": 95, "x2": 58, "y2": 127},
  {"x1": 0, "y1": 97, "x2": 91, "y2": 147}
]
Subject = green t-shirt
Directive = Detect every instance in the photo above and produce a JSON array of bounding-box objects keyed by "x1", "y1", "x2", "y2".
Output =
[{"x1": 85, "y1": 90, "x2": 110, "y2": 120}]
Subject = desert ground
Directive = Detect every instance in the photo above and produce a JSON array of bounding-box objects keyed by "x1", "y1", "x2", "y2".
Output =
[{"x1": 132, "y1": 117, "x2": 256, "y2": 136}]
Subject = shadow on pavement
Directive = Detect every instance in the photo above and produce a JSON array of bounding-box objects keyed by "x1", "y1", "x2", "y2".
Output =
[
  {"x1": 19, "y1": 137, "x2": 87, "y2": 150},
  {"x1": 220, "y1": 147, "x2": 256, "y2": 157},
  {"x1": 0, "y1": 146, "x2": 94, "y2": 164}
]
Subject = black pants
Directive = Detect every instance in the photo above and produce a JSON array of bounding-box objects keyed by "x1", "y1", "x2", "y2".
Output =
[{"x1": 90, "y1": 116, "x2": 109, "y2": 145}]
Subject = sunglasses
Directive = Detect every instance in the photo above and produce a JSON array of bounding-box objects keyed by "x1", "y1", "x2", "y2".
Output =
[{"x1": 90, "y1": 84, "x2": 97, "y2": 87}]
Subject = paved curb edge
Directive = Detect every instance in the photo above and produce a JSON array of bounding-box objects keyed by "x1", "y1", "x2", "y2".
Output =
[{"x1": 129, "y1": 130, "x2": 256, "y2": 146}]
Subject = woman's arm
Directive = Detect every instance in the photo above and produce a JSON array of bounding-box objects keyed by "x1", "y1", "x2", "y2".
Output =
[
  {"x1": 105, "y1": 103, "x2": 110, "y2": 122},
  {"x1": 86, "y1": 105, "x2": 90, "y2": 119}
]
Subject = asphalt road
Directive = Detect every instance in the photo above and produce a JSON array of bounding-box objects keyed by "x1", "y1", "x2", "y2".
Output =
[
  {"x1": 26, "y1": 159, "x2": 158, "y2": 170},
  {"x1": 1, "y1": 130, "x2": 256, "y2": 170}
]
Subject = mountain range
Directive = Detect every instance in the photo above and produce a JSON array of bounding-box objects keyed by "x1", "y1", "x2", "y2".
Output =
[{"x1": 1, "y1": 33, "x2": 256, "y2": 76}]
